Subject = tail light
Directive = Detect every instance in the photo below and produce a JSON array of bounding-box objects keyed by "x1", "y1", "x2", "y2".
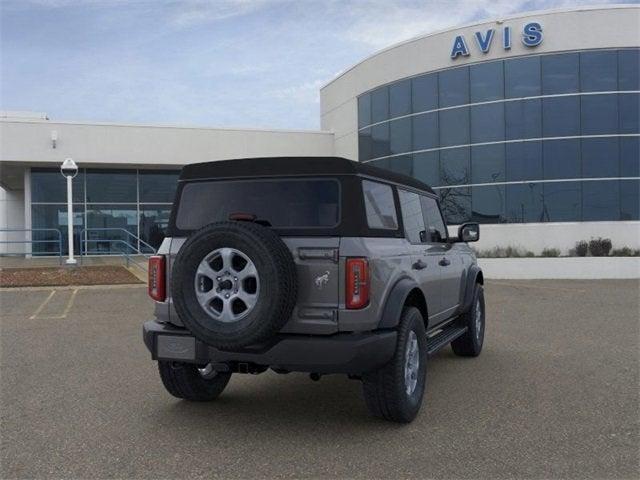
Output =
[
  {"x1": 346, "y1": 257, "x2": 369, "y2": 309},
  {"x1": 148, "y1": 255, "x2": 166, "y2": 302}
]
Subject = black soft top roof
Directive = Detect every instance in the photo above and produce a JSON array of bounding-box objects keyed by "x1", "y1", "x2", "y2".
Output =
[{"x1": 179, "y1": 156, "x2": 435, "y2": 194}]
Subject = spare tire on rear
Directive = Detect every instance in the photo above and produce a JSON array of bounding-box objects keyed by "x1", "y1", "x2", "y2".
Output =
[{"x1": 172, "y1": 221, "x2": 297, "y2": 350}]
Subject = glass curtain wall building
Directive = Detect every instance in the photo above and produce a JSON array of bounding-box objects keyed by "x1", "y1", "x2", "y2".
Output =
[
  {"x1": 357, "y1": 48, "x2": 640, "y2": 225},
  {"x1": 30, "y1": 169, "x2": 179, "y2": 255}
]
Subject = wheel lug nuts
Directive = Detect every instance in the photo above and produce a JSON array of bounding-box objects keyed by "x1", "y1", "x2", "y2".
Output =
[
  {"x1": 234, "y1": 277, "x2": 238, "y2": 281},
  {"x1": 216, "y1": 277, "x2": 221, "y2": 281},
  {"x1": 225, "y1": 294, "x2": 230, "y2": 299}
]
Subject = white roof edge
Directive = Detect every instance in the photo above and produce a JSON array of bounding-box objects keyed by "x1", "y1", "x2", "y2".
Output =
[
  {"x1": 0, "y1": 117, "x2": 333, "y2": 135},
  {"x1": 320, "y1": 4, "x2": 639, "y2": 91}
]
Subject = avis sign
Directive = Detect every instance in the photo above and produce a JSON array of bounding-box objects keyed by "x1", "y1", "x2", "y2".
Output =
[{"x1": 450, "y1": 22, "x2": 543, "y2": 59}]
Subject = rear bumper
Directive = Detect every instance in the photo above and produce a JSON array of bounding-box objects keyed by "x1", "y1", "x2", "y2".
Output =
[{"x1": 142, "y1": 320, "x2": 397, "y2": 375}]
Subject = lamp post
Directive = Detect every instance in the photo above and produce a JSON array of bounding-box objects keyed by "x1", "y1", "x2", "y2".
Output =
[{"x1": 60, "y1": 158, "x2": 78, "y2": 265}]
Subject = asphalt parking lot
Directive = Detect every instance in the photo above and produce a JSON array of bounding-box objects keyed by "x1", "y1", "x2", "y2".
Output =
[{"x1": 1, "y1": 280, "x2": 638, "y2": 479}]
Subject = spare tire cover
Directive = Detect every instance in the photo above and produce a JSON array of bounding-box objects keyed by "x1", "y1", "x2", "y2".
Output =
[{"x1": 172, "y1": 221, "x2": 297, "y2": 350}]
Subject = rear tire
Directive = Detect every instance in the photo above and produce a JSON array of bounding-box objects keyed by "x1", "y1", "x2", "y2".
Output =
[
  {"x1": 451, "y1": 284, "x2": 485, "y2": 357},
  {"x1": 362, "y1": 307, "x2": 427, "y2": 423},
  {"x1": 158, "y1": 361, "x2": 231, "y2": 401}
]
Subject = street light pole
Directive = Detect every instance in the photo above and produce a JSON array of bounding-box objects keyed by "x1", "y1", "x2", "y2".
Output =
[{"x1": 60, "y1": 158, "x2": 78, "y2": 265}]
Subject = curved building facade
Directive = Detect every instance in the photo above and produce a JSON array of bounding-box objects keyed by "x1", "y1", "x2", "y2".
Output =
[{"x1": 321, "y1": 5, "x2": 640, "y2": 251}]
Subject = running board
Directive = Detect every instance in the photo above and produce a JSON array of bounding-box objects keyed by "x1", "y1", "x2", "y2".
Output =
[{"x1": 426, "y1": 326, "x2": 468, "y2": 356}]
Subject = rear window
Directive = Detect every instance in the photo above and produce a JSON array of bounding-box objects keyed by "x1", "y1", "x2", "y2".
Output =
[{"x1": 175, "y1": 178, "x2": 340, "y2": 230}]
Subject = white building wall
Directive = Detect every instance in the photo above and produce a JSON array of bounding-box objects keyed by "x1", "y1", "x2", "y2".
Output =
[{"x1": 0, "y1": 186, "x2": 25, "y2": 254}]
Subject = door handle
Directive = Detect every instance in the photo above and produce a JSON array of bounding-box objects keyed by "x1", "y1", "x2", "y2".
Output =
[
  {"x1": 412, "y1": 259, "x2": 427, "y2": 270},
  {"x1": 439, "y1": 257, "x2": 451, "y2": 267}
]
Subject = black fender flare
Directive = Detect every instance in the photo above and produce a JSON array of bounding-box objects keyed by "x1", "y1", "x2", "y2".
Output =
[
  {"x1": 460, "y1": 265, "x2": 484, "y2": 314},
  {"x1": 377, "y1": 277, "x2": 423, "y2": 330}
]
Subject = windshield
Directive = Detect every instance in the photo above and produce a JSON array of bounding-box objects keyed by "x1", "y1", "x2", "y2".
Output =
[{"x1": 175, "y1": 178, "x2": 340, "y2": 231}]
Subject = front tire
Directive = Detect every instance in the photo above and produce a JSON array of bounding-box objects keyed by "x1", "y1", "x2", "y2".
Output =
[
  {"x1": 362, "y1": 307, "x2": 427, "y2": 423},
  {"x1": 451, "y1": 283, "x2": 485, "y2": 357},
  {"x1": 158, "y1": 361, "x2": 232, "y2": 401}
]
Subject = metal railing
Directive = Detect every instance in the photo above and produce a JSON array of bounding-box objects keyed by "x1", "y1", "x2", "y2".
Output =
[
  {"x1": 0, "y1": 228, "x2": 64, "y2": 264},
  {"x1": 79, "y1": 228, "x2": 156, "y2": 271}
]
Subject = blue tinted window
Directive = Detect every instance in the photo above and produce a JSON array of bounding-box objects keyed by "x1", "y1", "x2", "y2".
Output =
[
  {"x1": 140, "y1": 205, "x2": 172, "y2": 250},
  {"x1": 359, "y1": 128, "x2": 372, "y2": 161},
  {"x1": 439, "y1": 67, "x2": 469, "y2": 107},
  {"x1": 470, "y1": 103, "x2": 504, "y2": 142},
  {"x1": 412, "y1": 112, "x2": 438, "y2": 151},
  {"x1": 506, "y1": 183, "x2": 543, "y2": 223},
  {"x1": 412, "y1": 73, "x2": 438, "y2": 112},
  {"x1": 440, "y1": 148, "x2": 469, "y2": 186},
  {"x1": 621, "y1": 179, "x2": 640, "y2": 220},
  {"x1": 619, "y1": 49, "x2": 640, "y2": 91},
  {"x1": 580, "y1": 51, "x2": 617, "y2": 92},
  {"x1": 387, "y1": 155, "x2": 413, "y2": 176},
  {"x1": 31, "y1": 168, "x2": 85, "y2": 203},
  {"x1": 472, "y1": 185, "x2": 505, "y2": 223},
  {"x1": 471, "y1": 144, "x2": 505, "y2": 183},
  {"x1": 371, "y1": 123, "x2": 390, "y2": 158},
  {"x1": 86, "y1": 205, "x2": 138, "y2": 253},
  {"x1": 439, "y1": 108, "x2": 469, "y2": 147},
  {"x1": 470, "y1": 61, "x2": 504, "y2": 102},
  {"x1": 390, "y1": 79, "x2": 411, "y2": 118},
  {"x1": 542, "y1": 96, "x2": 580, "y2": 137},
  {"x1": 371, "y1": 87, "x2": 389, "y2": 123},
  {"x1": 31, "y1": 204, "x2": 84, "y2": 255},
  {"x1": 581, "y1": 94, "x2": 618, "y2": 135},
  {"x1": 506, "y1": 142, "x2": 543, "y2": 181},
  {"x1": 439, "y1": 187, "x2": 471, "y2": 224},
  {"x1": 389, "y1": 117, "x2": 411, "y2": 155},
  {"x1": 358, "y1": 94, "x2": 371, "y2": 128},
  {"x1": 583, "y1": 180, "x2": 620, "y2": 221},
  {"x1": 543, "y1": 182, "x2": 581, "y2": 222},
  {"x1": 413, "y1": 152, "x2": 440, "y2": 187},
  {"x1": 582, "y1": 138, "x2": 619, "y2": 178},
  {"x1": 543, "y1": 139, "x2": 580, "y2": 180},
  {"x1": 505, "y1": 56, "x2": 541, "y2": 98},
  {"x1": 619, "y1": 93, "x2": 640, "y2": 134},
  {"x1": 541, "y1": 53, "x2": 579, "y2": 94},
  {"x1": 86, "y1": 170, "x2": 136, "y2": 203},
  {"x1": 505, "y1": 99, "x2": 542, "y2": 140},
  {"x1": 621, "y1": 137, "x2": 640, "y2": 177},
  {"x1": 139, "y1": 171, "x2": 179, "y2": 203}
]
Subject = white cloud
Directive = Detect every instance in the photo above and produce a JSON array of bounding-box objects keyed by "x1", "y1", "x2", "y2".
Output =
[{"x1": 168, "y1": 0, "x2": 282, "y2": 28}]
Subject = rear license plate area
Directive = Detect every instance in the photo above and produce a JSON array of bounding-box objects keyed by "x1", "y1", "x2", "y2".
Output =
[{"x1": 157, "y1": 335, "x2": 196, "y2": 361}]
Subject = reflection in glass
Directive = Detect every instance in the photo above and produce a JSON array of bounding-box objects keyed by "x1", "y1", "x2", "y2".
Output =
[
  {"x1": 439, "y1": 67, "x2": 469, "y2": 108},
  {"x1": 543, "y1": 139, "x2": 581, "y2": 180},
  {"x1": 371, "y1": 87, "x2": 389, "y2": 123},
  {"x1": 580, "y1": 51, "x2": 617, "y2": 92},
  {"x1": 620, "y1": 137, "x2": 640, "y2": 177},
  {"x1": 505, "y1": 99, "x2": 541, "y2": 140},
  {"x1": 542, "y1": 53, "x2": 579, "y2": 94},
  {"x1": 618, "y1": 49, "x2": 640, "y2": 91},
  {"x1": 581, "y1": 94, "x2": 619, "y2": 135},
  {"x1": 390, "y1": 79, "x2": 411, "y2": 118},
  {"x1": 398, "y1": 190, "x2": 425, "y2": 243},
  {"x1": 439, "y1": 187, "x2": 471, "y2": 224},
  {"x1": 619, "y1": 93, "x2": 640, "y2": 134},
  {"x1": 86, "y1": 205, "x2": 138, "y2": 254},
  {"x1": 542, "y1": 96, "x2": 580, "y2": 137},
  {"x1": 472, "y1": 185, "x2": 505, "y2": 223},
  {"x1": 31, "y1": 204, "x2": 84, "y2": 255},
  {"x1": 471, "y1": 144, "x2": 505, "y2": 183},
  {"x1": 86, "y1": 169, "x2": 136, "y2": 203},
  {"x1": 620, "y1": 179, "x2": 640, "y2": 220},
  {"x1": 389, "y1": 117, "x2": 411, "y2": 155},
  {"x1": 413, "y1": 152, "x2": 440, "y2": 187},
  {"x1": 505, "y1": 56, "x2": 540, "y2": 98},
  {"x1": 439, "y1": 108, "x2": 469, "y2": 147},
  {"x1": 583, "y1": 181, "x2": 620, "y2": 221},
  {"x1": 440, "y1": 148, "x2": 470, "y2": 186},
  {"x1": 582, "y1": 138, "x2": 619, "y2": 178},
  {"x1": 412, "y1": 112, "x2": 438, "y2": 151},
  {"x1": 470, "y1": 61, "x2": 504, "y2": 102},
  {"x1": 31, "y1": 169, "x2": 85, "y2": 203},
  {"x1": 470, "y1": 103, "x2": 504, "y2": 143},
  {"x1": 506, "y1": 142, "x2": 543, "y2": 182},
  {"x1": 362, "y1": 180, "x2": 398, "y2": 229},
  {"x1": 139, "y1": 171, "x2": 179, "y2": 203},
  {"x1": 412, "y1": 73, "x2": 438, "y2": 113},
  {"x1": 371, "y1": 123, "x2": 390, "y2": 158},
  {"x1": 386, "y1": 155, "x2": 413, "y2": 176},
  {"x1": 359, "y1": 128, "x2": 373, "y2": 161},
  {"x1": 140, "y1": 205, "x2": 171, "y2": 250},
  {"x1": 543, "y1": 182, "x2": 581, "y2": 222},
  {"x1": 506, "y1": 183, "x2": 543, "y2": 223}
]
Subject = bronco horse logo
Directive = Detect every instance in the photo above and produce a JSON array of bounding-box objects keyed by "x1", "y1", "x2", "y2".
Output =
[{"x1": 315, "y1": 271, "x2": 330, "y2": 289}]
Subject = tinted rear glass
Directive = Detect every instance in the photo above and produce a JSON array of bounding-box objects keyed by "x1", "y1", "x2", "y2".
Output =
[{"x1": 175, "y1": 178, "x2": 340, "y2": 230}]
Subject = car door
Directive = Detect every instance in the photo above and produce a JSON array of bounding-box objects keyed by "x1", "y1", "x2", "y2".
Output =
[
  {"x1": 420, "y1": 195, "x2": 462, "y2": 323},
  {"x1": 397, "y1": 189, "x2": 443, "y2": 321}
]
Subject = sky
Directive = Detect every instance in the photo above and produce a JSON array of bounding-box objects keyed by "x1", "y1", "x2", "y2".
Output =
[{"x1": 1, "y1": 0, "x2": 636, "y2": 130}]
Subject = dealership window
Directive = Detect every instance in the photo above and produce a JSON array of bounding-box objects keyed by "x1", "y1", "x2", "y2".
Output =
[
  {"x1": 439, "y1": 187, "x2": 471, "y2": 224},
  {"x1": 471, "y1": 185, "x2": 505, "y2": 223},
  {"x1": 371, "y1": 123, "x2": 390, "y2": 158},
  {"x1": 389, "y1": 117, "x2": 412, "y2": 155},
  {"x1": 31, "y1": 168, "x2": 85, "y2": 203},
  {"x1": 86, "y1": 169, "x2": 136, "y2": 203},
  {"x1": 471, "y1": 144, "x2": 505, "y2": 184},
  {"x1": 86, "y1": 205, "x2": 138, "y2": 254},
  {"x1": 371, "y1": 86, "x2": 389, "y2": 124},
  {"x1": 505, "y1": 56, "x2": 541, "y2": 98},
  {"x1": 413, "y1": 152, "x2": 440, "y2": 187},
  {"x1": 620, "y1": 179, "x2": 640, "y2": 220},
  {"x1": 359, "y1": 127, "x2": 373, "y2": 161},
  {"x1": 581, "y1": 94, "x2": 619, "y2": 135},
  {"x1": 543, "y1": 182, "x2": 581, "y2": 222},
  {"x1": 620, "y1": 137, "x2": 640, "y2": 177},
  {"x1": 31, "y1": 205, "x2": 84, "y2": 255},
  {"x1": 358, "y1": 93, "x2": 371, "y2": 128},
  {"x1": 580, "y1": 51, "x2": 618, "y2": 92},
  {"x1": 582, "y1": 138, "x2": 619, "y2": 178},
  {"x1": 619, "y1": 93, "x2": 640, "y2": 134},
  {"x1": 543, "y1": 139, "x2": 581, "y2": 180},
  {"x1": 470, "y1": 61, "x2": 504, "y2": 102},
  {"x1": 583, "y1": 180, "x2": 620, "y2": 221},
  {"x1": 542, "y1": 96, "x2": 581, "y2": 137},
  {"x1": 506, "y1": 183, "x2": 543, "y2": 223},
  {"x1": 390, "y1": 79, "x2": 411, "y2": 118},
  {"x1": 618, "y1": 49, "x2": 640, "y2": 91},
  {"x1": 505, "y1": 99, "x2": 542, "y2": 140},
  {"x1": 412, "y1": 112, "x2": 438, "y2": 151},
  {"x1": 470, "y1": 103, "x2": 505, "y2": 143},
  {"x1": 440, "y1": 148, "x2": 470, "y2": 186},
  {"x1": 139, "y1": 171, "x2": 179, "y2": 204},
  {"x1": 412, "y1": 73, "x2": 438, "y2": 113},
  {"x1": 386, "y1": 155, "x2": 413, "y2": 177},
  {"x1": 439, "y1": 66, "x2": 469, "y2": 108},
  {"x1": 506, "y1": 142, "x2": 543, "y2": 182},
  {"x1": 139, "y1": 205, "x2": 173, "y2": 250},
  {"x1": 439, "y1": 107, "x2": 469, "y2": 147},
  {"x1": 542, "y1": 53, "x2": 579, "y2": 95}
]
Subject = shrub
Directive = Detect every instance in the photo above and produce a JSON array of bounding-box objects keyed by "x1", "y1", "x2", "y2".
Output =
[
  {"x1": 574, "y1": 240, "x2": 589, "y2": 257},
  {"x1": 541, "y1": 248, "x2": 561, "y2": 257},
  {"x1": 610, "y1": 247, "x2": 640, "y2": 257},
  {"x1": 588, "y1": 237, "x2": 612, "y2": 257},
  {"x1": 476, "y1": 246, "x2": 535, "y2": 258}
]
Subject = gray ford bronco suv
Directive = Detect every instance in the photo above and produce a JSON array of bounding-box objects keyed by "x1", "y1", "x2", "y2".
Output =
[{"x1": 143, "y1": 156, "x2": 485, "y2": 423}]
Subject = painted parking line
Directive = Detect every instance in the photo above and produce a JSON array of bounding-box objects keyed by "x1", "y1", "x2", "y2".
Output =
[
  {"x1": 28, "y1": 290, "x2": 56, "y2": 319},
  {"x1": 28, "y1": 288, "x2": 80, "y2": 320}
]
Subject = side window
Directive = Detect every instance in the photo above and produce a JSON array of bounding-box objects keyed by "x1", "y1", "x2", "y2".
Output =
[
  {"x1": 398, "y1": 189, "x2": 426, "y2": 243},
  {"x1": 420, "y1": 195, "x2": 448, "y2": 242},
  {"x1": 362, "y1": 180, "x2": 398, "y2": 230}
]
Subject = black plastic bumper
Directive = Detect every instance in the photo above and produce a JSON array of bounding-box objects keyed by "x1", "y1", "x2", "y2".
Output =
[{"x1": 143, "y1": 320, "x2": 397, "y2": 375}]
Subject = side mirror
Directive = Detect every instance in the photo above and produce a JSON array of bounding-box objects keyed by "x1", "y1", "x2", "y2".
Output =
[{"x1": 458, "y1": 223, "x2": 480, "y2": 243}]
